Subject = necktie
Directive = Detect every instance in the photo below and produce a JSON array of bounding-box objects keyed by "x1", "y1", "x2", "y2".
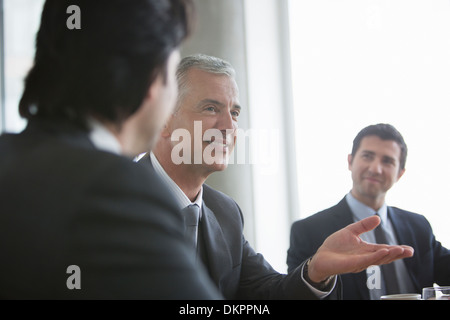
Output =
[
  {"x1": 182, "y1": 204, "x2": 200, "y2": 250},
  {"x1": 374, "y1": 213, "x2": 400, "y2": 295}
]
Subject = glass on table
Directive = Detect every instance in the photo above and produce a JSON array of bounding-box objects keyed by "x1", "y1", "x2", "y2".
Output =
[
  {"x1": 380, "y1": 293, "x2": 421, "y2": 300},
  {"x1": 422, "y1": 286, "x2": 450, "y2": 300}
]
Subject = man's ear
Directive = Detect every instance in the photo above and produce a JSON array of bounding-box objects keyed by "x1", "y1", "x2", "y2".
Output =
[
  {"x1": 397, "y1": 168, "x2": 406, "y2": 181},
  {"x1": 347, "y1": 154, "x2": 353, "y2": 170},
  {"x1": 160, "y1": 122, "x2": 171, "y2": 138},
  {"x1": 160, "y1": 112, "x2": 177, "y2": 139}
]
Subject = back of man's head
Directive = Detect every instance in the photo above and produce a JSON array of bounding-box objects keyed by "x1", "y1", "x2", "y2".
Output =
[{"x1": 19, "y1": 0, "x2": 193, "y2": 129}]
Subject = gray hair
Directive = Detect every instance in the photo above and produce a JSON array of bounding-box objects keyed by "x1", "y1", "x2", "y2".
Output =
[{"x1": 175, "y1": 54, "x2": 236, "y2": 110}]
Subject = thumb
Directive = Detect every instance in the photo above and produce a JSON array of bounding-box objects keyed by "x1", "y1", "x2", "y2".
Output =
[{"x1": 346, "y1": 215, "x2": 380, "y2": 236}]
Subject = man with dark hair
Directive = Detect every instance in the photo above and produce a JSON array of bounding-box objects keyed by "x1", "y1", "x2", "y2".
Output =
[
  {"x1": 351, "y1": 123, "x2": 408, "y2": 173},
  {"x1": 288, "y1": 123, "x2": 450, "y2": 300},
  {"x1": 0, "y1": 0, "x2": 221, "y2": 299},
  {"x1": 143, "y1": 56, "x2": 414, "y2": 299}
]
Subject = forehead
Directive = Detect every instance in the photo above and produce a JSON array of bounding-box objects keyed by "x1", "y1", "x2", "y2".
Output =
[
  {"x1": 185, "y1": 68, "x2": 239, "y2": 102},
  {"x1": 358, "y1": 135, "x2": 402, "y2": 159}
]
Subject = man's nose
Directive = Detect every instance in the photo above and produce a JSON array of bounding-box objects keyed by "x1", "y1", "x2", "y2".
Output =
[
  {"x1": 217, "y1": 110, "x2": 236, "y2": 132},
  {"x1": 368, "y1": 159, "x2": 382, "y2": 174}
]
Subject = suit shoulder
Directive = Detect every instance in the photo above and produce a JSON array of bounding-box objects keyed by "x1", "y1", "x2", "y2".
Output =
[
  {"x1": 94, "y1": 154, "x2": 178, "y2": 207},
  {"x1": 390, "y1": 206, "x2": 423, "y2": 217},
  {"x1": 203, "y1": 183, "x2": 228, "y2": 197},
  {"x1": 291, "y1": 200, "x2": 347, "y2": 230},
  {"x1": 203, "y1": 184, "x2": 236, "y2": 205},
  {"x1": 390, "y1": 207, "x2": 429, "y2": 224},
  {"x1": 202, "y1": 184, "x2": 243, "y2": 222}
]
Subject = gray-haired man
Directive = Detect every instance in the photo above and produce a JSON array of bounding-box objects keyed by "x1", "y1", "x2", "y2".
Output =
[{"x1": 141, "y1": 54, "x2": 414, "y2": 299}]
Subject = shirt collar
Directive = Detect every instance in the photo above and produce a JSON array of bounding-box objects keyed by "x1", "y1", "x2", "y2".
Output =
[
  {"x1": 345, "y1": 192, "x2": 388, "y2": 223},
  {"x1": 150, "y1": 152, "x2": 203, "y2": 211},
  {"x1": 88, "y1": 118, "x2": 122, "y2": 155}
]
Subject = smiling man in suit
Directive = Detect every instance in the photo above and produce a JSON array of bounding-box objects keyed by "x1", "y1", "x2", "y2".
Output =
[
  {"x1": 288, "y1": 123, "x2": 450, "y2": 299},
  {"x1": 143, "y1": 54, "x2": 414, "y2": 299}
]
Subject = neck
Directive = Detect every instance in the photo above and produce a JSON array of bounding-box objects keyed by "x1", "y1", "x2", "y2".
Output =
[
  {"x1": 88, "y1": 117, "x2": 123, "y2": 155},
  {"x1": 350, "y1": 189, "x2": 385, "y2": 211},
  {"x1": 91, "y1": 116, "x2": 141, "y2": 157}
]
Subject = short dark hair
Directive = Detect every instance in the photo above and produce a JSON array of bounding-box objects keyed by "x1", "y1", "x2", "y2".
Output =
[
  {"x1": 19, "y1": 0, "x2": 194, "y2": 129},
  {"x1": 351, "y1": 123, "x2": 408, "y2": 170}
]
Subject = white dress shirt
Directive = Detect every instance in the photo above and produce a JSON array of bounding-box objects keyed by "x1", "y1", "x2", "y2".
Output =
[
  {"x1": 150, "y1": 152, "x2": 203, "y2": 212},
  {"x1": 88, "y1": 118, "x2": 122, "y2": 155}
]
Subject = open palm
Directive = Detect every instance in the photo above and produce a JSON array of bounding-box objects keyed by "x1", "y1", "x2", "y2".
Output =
[{"x1": 307, "y1": 215, "x2": 414, "y2": 283}]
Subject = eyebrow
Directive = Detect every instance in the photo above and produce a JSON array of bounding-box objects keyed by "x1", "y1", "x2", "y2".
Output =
[
  {"x1": 198, "y1": 98, "x2": 242, "y2": 110},
  {"x1": 382, "y1": 155, "x2": 397, "y2": 163},
  {"x1": 361, "y1": 150, "x2": 397, "y2": 162}
]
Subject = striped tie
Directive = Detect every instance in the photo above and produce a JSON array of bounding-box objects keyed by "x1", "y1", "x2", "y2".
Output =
[
  {"x1": 182, "y1": 204, "x2": 200, "y2": 250},
  {"x1": 374, "y1": 213, "x2": 400, "y2": 295}
]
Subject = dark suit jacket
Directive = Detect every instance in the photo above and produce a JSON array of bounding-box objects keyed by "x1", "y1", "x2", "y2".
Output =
[
  {"x1": 0, "y1": 118, "x2": 220, "y2": 299},
  {"x1": 200, "y1": 184, "x2": 339, "y2": 299},
  {"x1": 287, "y1": 197, "x2": 450, "y2": 300}
]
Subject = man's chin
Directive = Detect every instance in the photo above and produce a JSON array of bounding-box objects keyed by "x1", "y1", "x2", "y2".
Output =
[{"x1": 203, "y1": 159, "x2": 230, "y2": 172}]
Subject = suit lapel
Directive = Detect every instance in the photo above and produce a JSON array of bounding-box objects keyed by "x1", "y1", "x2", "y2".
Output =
[
  {"x1": 200, "y1": 201, "x2": 233, "y2": 286},
  {"x1": 387, "y1": 207, "x2": 414, "y2": 246},
  {"x1": 331, "y1": 198, "x2": 355, "y2": 229},
  {"x1": 387, "y1": 207, "x2": 420, "y2": 290},
  {"x1": 388, "y1": 207, "x2": 415, "y2": 266}
]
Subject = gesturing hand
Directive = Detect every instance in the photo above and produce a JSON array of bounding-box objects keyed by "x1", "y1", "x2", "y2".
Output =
[{"x1": 307, "y1": 215, "x2": 414, "y2": 283}]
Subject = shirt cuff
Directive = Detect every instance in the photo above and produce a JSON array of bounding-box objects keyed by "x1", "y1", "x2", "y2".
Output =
[{"x1": 300, "y1": 260, "x2": 337, "y2": 299}]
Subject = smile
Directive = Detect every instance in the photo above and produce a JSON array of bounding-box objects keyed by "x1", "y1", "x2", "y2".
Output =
[
  {"x1": 204, "y1": 137, "x2": 233, "y2": 149},
  {"x1": 364, "y1": 177, "x2": 382, "y2": 183}
]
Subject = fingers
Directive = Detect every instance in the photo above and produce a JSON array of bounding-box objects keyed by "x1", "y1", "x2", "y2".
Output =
[
  {"x1": 358, "y1": 242, "x2": 414, "y2": 266},
  {"x1": 369, "y1": 245, "x2": 414, "y2": 266},
  {"x1": 356, "y1": 248, "x2": 390, "y2": 271},
  {"x1": 345, "y1": 215, "x2": 381, "y2": 236},
  {"x1": 388, "y1": 245, "x2": 414, "y2": 260},
  {"x1": 401, "y1": 245, "x2": 414, "y2": 257},
  {"x1": 347, "y1": 218, "x2": 415, "y2": 258}
]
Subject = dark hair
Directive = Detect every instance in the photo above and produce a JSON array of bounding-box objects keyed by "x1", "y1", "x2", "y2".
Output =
[
  {"x1": 351, "y1": 123, "x2": 408, "y2": 170},
  {"x1": 19, "y1": 0, "x2": 194, "y2": 129}
]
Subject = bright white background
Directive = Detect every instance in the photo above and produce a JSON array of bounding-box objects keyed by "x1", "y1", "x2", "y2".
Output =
[
  {"x1": 289, "y1": 0, "x2": 450, "y2": 248},
  {"x1": 3, "y1": 0, "x2": 44, "y2": 133}
]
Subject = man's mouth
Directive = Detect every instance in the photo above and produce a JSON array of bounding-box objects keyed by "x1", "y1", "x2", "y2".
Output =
[
  {"x1": 364, "y1": 176, "x2": 382, "y2": 183},
  {"x1": 204, "y1": 137, "x2": 233, "y2": 149}
]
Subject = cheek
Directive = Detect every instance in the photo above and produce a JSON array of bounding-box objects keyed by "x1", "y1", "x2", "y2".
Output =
[
  {"x1": 385, "y1": 172, "x2": 397, "y2": 184},
  {"x1": 350, "y1": 164, "x2": 363, "y2": 178}
]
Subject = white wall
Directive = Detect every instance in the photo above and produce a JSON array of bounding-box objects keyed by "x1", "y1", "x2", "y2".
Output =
[
  {"x1": 244, "y1": 0, "x2": 296, "y2": 273},
  {"x1": 2, "y1": 0, "x2": 44, "y2": 133},
  {"x1": 289, "y1": 0, "x2": 450, "y2": 248}
]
